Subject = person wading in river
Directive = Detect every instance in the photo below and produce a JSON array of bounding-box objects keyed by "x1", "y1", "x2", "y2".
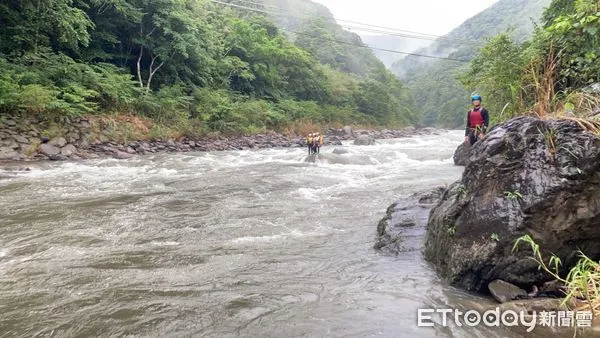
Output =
[
  {"x1": 464, "y1": 94, "x2": 489, "y2": 146},
  {"x1": 306, "y1": 133, "x2": 315, "y2": 155},
  {"x1": 313, "y1": 132, "x2": 324, "y2": 154}
]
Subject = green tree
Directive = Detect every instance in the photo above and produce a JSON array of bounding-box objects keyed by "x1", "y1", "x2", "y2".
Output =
[
  {"x1": 460, "y1": 33, "x2": 525, "y2": 121},
  {"x1": 0, "y1": 0, "x2": 93, "y2": 54}
]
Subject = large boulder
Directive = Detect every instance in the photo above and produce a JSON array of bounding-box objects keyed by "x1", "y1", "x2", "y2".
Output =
[
  {"x1": 488, "y1": 279, "x2": 527, "y2": 303},
  {"x1": 60, "y1": 144, "x2": 78, "y2": 156},
  {"x1": 424, "y1": 116, "x2": 600, "y2": 292},
  {"x1": 342, "y1": 125, "x2": 353, "y2": 136},
  {"x1": 354, "y1": 135, "x2": 376, "y2": 146},
  {"x1": 375, "y1": 188, "x2": 444, "y2": 254},
  {"x1": 49, "y1": 137, "x2": 67, "y2": 148},
  {"x1": 453, "y1": 141, "x2": 472, "y2": 166},
  {"x1": 38, "y1": 143, "x2": 61, "y2": 157}
]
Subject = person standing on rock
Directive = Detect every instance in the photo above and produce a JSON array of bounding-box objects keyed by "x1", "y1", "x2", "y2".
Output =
[{"x1": 464, "y1": 94, "x2": 489, "y2": 146}]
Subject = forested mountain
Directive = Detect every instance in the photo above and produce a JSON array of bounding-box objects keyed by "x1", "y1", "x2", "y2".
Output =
[
  {"x1": 391, "y1": 0, "x2": 551, "y2": 127},
  {"x1": 462, "y1": 0, "x2": 600, "y2": 123},
  {"x1": 361, "y1": 35, "x2": 431, "y2": 68},
  {"x1": 0, "y1": 0, "x2": 416, "y2": 138}
]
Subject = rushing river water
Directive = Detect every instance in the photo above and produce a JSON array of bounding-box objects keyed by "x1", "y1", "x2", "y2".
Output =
[{"x1": 1, "y1": 131, "x2": 548, "y2": 337}]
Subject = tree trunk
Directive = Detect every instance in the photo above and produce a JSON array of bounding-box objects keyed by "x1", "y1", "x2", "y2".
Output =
[
  {"x1": 145, "y1": 54, "x2": 166, "y2": 94},
  {"x1": 137, "y1": 46, "x2": 144, "y2": 89}
]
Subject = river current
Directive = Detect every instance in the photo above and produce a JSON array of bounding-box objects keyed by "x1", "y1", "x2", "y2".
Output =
[{"x1": 1, "y1": 131, "x2": 539, "y2": 337}]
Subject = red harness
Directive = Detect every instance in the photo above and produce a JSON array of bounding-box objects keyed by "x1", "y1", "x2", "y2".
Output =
[{"x1": 469, "y1": 108, "x2": 485, "y2": 128}]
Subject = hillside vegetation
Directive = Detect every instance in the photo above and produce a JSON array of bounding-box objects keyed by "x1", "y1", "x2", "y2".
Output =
[
  {"x1": 0, "y1": 0, "x2": 416, "y2": 139},
  {"x1": 391, "y1": 0, "x2": 551, "y2": 127},
  {"x1": 462, "y1": 0, "x2": 600, "y2": 123}
]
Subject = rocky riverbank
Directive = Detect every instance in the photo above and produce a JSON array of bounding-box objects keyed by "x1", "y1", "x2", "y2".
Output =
[
  {"x1": 0, "y1": 113, "x2": 442, "y2": 163},
  {"x1": 423, "y1": 116, "x2": 600, "y2": 293},
  {"x1": 376, "y1": 116, "x2": 600, "y2": 331}
]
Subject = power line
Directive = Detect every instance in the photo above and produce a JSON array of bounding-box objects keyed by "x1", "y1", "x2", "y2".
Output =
[
  {"x1": 209, "y1": 0, "x2": 464, "y2": 43},
  {"x1": 340, "y1": 25, "x2": 441, "y2": 42},
  {"x1": 291, "y1": 31, "x2": 468, "y2": 62},
  {"x1": 209, "y1": 0, "x2": 469, "y2": 62}
]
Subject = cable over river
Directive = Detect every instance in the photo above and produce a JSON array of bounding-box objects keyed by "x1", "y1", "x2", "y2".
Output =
[{"x1": 0, "y1": 131, "x2": 533, "y2": 337}]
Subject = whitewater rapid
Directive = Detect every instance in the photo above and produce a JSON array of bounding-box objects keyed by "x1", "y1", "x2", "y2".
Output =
[{"x1": 0, "y1": 131, "x2": 531, "y2": 337}]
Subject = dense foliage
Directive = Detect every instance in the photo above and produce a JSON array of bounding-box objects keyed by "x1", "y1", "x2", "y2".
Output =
[
  {"x1": 391, "y1": 0, "x2": 551, "y2": 127},
  {"x1": 0, "y1": 0, "x2": 415, "y2": 136},
  {"x1": 462, "y1": 0, "x2": 600, "y2": 122}
]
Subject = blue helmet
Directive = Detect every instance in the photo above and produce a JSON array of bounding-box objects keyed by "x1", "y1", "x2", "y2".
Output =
[{"x1": 471, "y1": 94, "x2": 482, "y2": 102}]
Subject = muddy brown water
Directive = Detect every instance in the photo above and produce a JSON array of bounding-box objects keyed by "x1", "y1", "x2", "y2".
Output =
[{"x1": 1, "y1": 132, "x2": 563, "y2": 337}]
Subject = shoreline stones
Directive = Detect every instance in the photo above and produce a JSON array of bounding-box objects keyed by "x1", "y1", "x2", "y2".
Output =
[{"x1": 0, "y1": 114, "x2": 444, "y2": 162}]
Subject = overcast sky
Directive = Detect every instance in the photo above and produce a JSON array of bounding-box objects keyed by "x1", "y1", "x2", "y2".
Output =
[{"x1": 312, "y1": 0, "x2": 499, "y2": 36}]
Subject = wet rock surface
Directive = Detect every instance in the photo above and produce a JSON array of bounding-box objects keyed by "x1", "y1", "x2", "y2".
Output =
[
  {"x1": 424, "y1": 116, "x2": 600, "y2": 292},
  {"x1": 375, "y1": 187, "x2": 445, "y2": 255},
  {"x1": 488, "y1": 279, "x2": 528, "y2": 303},
  {"x1": 354, "y1": 135, "x2": 376, "y2": 146},
  {"x1": 453, "y1": 141, "x2": 472, "y2": 166}
]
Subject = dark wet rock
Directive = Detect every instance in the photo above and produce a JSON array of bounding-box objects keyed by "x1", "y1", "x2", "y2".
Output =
[
  {"x1": 453, "y1": 141, "x2": 472, "y2": 166},
  {"x1": 48, "y1": 154, "x2": 68, "y2": 161},
  {"x1": 332, "y1": 148, "x2": 349, "y2": 155},
  {"x1": 327, "y1": 136, "x2": 343, "y2": 146},
  {"x1": 375, "y1": 187, "x2": 445, "y2": 254},
  {"x1": 488, "y1": 280, "x2": 527, "y2": 303},
  {"x1": 425, "y1": 116, "x2": 600, "y2": 292},
  {"x1": 354, "y1": 135, "x2": 376, "y2": 146},
  {"x1": 39, "y1": 143, "x2": 61, "y2": 157},
  {"x1": 60, "y1": 144, "x2": 77, "y2": 156}
]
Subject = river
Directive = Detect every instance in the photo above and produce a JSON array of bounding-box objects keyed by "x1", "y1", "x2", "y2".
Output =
[{"x1": 0, "y1": 131, "x2": 537, "y2": 337}]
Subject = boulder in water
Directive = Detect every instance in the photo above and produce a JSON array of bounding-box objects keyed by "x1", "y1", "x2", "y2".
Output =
[
  {"x1": 375, "y1": 188, "x2": 444, "y2": 254},
  {"x1": 488, "y1": 280, "x2": 527, "y2": 303},
  {"x1": 332, "y1": 148, "x2": 349, "y2": 155},
  {"x1": 327, "y1": 136, "x2": 343, "y2": 146},
  {"x1": 354, "y1": 135, "x2": 375, "y2": 146},
  {"x1": 453, "y1": 141, "x2": 472, "y2": 166},
  {"x1": 425, "y1": 116, "x2": 600, "y2": 292}
]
